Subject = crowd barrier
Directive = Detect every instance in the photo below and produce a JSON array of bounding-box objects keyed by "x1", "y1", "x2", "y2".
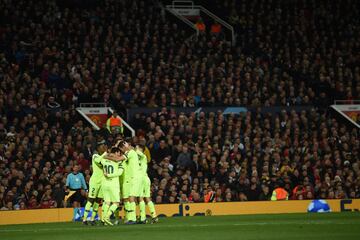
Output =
[{"x1": 1, "y1": 199, "x2": 359, "y2": 225}]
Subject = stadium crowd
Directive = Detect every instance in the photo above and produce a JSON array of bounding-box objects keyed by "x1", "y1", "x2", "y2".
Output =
[
  {"x1": 131, "y1": 109, "x2": 360, "y2": 203},
  {"x1": 0, "y1": 0, "x2": 359, "y2": 210}
]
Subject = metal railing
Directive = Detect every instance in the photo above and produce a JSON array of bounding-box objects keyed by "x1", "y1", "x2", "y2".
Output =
[
  {"x1": 165, "y1": 1, "x2": 236, "y2": 46},
  {"x1": 199, "y1": 6, "x2": 235, "y2": 45},
  {"x1": 77, "y1": 103, "x2": 136, "y2": 137},
  {"x1": 108, "y1": 108, "x2": 135, "y2": 137},
  {"x1": 76, "y1": 108, "x2": 101, "y2": 130},
  {"x1": 166, "y1": 7, "x2": 199, "y2": 37}
]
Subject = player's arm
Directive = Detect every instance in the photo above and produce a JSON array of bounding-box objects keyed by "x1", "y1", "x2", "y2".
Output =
[
  {"x1": 136, "y1": 146, "x2": 150, "y2": 162},
  {"x1": 127, "y1": 149, "x2": 138, "y2": 159},
  {"x1": 137, "y1": 150, "x2": 148, "y2": 164},
  {"x1": 103, "y1": 152, "x2": 126, "y2": 162},
  {"x1": 136, "y1": 149, "x2": 145, "y2": 158},
  {"x1": 92, "y1": 153, "x2": 101, "y2": 165}
]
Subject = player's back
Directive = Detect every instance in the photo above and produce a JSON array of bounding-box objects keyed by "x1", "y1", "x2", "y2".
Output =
[
  {"x1": 124, "y1": 149, "x2": 141, "y2": 180},
  {"x1": 101, "y1": 159, "x2": 123, "y2": 184},
  {"x1": 101, "y1": 158, "x2": 123, "y2": 204}
]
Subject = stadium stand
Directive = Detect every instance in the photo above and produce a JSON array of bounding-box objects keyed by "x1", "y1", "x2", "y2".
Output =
[
  {"x1": 0, "y1": 0, "x2": 359, "y2": 210},
  {"x1": 131, "y1": 109, "x2": 359, "y2": 203}
]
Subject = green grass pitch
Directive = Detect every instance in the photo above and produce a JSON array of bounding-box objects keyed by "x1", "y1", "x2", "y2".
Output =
[{"x1": 1, "y1": 212, "x2": 359, "y2": 240}]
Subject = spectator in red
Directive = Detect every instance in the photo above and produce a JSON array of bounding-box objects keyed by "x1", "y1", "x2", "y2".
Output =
[
  {"x1": 210, "y1": 21, "x2": 222, "y2": 36},
  {"x1": 77, "y1": 153, "x2": 90, "y2": 172},
  {"x1": 28, "y1": 192, "x2": 39, "y2": 209},
  {"x1": 195, "y1": 18, "x2": 206, "y2": 33},
  {"x1": 40, "y1": 189, "x2": 57, "y2": 209},
  {"x1": 292, "y1": 185, "x2": 306, "y2": 200}
]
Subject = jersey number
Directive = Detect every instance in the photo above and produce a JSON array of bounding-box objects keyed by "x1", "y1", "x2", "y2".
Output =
[{"x1": 104, "y1": 165, "x2": 114, "y2": 174}]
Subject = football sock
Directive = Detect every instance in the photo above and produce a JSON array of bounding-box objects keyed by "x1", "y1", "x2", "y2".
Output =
[
  {"x1": 83, "y1": 201, "x2": 92, "y2": 221},
  {"x1": 147, "y1": 201, "x2": 157, "y2": 218},
  {"x1": 102, "y1": 203, "x2": 110, "y2": 221},
  {"x1": 139, "y1": 201, "x2": 146, "y2": 221},
  {"x1": 90, "y1": 202, "x2": 99, "y2": 221},
  {"x1": 106, "y1": 204, "x2": 118, "y2": 220},
  {"x1": 129, "y1": 202, "x2": 136, "y2": 222},
  {"x1": 124, "y1": 202, "x2": 130, "y2": 222}
]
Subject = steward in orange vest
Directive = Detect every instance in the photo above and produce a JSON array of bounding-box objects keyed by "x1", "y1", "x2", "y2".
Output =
[
  {"x1": 195, "y1": 18, "x2": 206, "y2": 33},
  {"x1": 210, "y1": 21, "x2": 222, "y2": 35},
  {"x1": 271, "y1": 183, "x2": 289, "y2": 201},
  {"x1": 106, "y1": 111, "x2": 123, "y2": 134}
]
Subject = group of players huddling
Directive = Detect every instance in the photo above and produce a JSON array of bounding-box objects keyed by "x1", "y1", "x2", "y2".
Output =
[{"x1": 82, "y1": 138, "x2": 158, "y2": 225}]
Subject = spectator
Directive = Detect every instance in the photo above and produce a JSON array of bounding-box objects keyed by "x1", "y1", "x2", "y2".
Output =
[
  {"x1": 271, "y1": 184, "x2": 289, "y2": 201},
  {"x1": 224, "y1": 192, "x2": 233, "y2": 202},
  {"x1": 204, "y1": 186, "x2": 216, "y2": 203},
  {"x1": 0, "y1": 0, "x2": 359, "y2": 209},
  {"x1": 106, "y1": 111, "x2": 123, "y2": 135},
  {"x1": 28, "y1": 193, "x2": 39, "y2": 209},
  {"x1": 210, "y1": 21, "x2": 222, "y2": 36},
  {"x1": 259, "y1": 185, "x2": 271, "y2": 201},
  {"x1": 40, "y1": 189, "x2": 57, "y2": 209},
  {"x1": 0, "y1": 201, "x2": 13, "y2": 211},
  {"x1": 46, "y1": 96, "x2": 61, "y2": 114},
  {"x1": 152, "y1": 140, "x2": 172, "y2": 163},
  {"x1": 177, "y1": 145, "x2": 192, "y2": 169},
  {"x1": 195, "y1": 18, "x2": 206, "y2": 33},
  {"x1": 179, "y1": 193, "x2": 189, "y2": 204}
]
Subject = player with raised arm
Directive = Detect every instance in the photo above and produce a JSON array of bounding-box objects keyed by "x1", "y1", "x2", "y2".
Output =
[
  {"x1": 82, "y1": 140, "x2": 107, "y2": 225},
  {"x1": 101, "y1": 141, "x2": 126, "y2": 224},
  {"x1": 101, "y1": 146, "x2": 124, "y2": 226},
  {"x1": 117, "y1": 140, "x2": 142, "y2": 224},
  {"x1": 136, "y1": 144, "x2": 158, "y2": 224}
]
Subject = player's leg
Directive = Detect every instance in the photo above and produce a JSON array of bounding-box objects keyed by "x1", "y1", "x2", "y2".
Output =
[
  {"x1": 85, "y1": 183, "x2": 101, "y2": 224},
  {"x1": 82, "y1": 197, "x2": 95, "y2": 224},
  {"x1": 89, "y1": 197, "x2": 101, "y2": 225},
  {"x1": 104, "y1": 202, "x2": 119, "y2": 226},
  {"x1": 113, "y1": 191, "x2": 121, "y2": 225},
  {"x1": 144, "y1": 177, "x2": 158, "y2": 223},
  {"x1": 138, "y1": 196, "x2": 146, "y2": 223},
  {"x1": 113, "y1": 206, "x2": 120, "y2": 225},
  {"x1": 101, "y1": 202, "x2": 109, "y2": 223},
  {"x1": 127, "y1": 178, "x2": 142, "y2": 224},
  {"x1": 104, "y1": 185, "x2": 120, "y2": 226},
  {"x1": 145, "y1": 197, "x2": 158, "y2": 223},
  {"x1": 102, "y1": 184, "x2": 111, "y2": 224},
  {"x1": 122, "y1": 181, "x2": 131, "y2": 223},
  {"x1": 90, "y1": 185, "x2": 103, "y2": 224},
  {"x1": 123, "y1": 198, "x2": 129, "y2": 222},
  {"x1": 114, "y1": 177, "x2": 122, "y2": 225},
  {"x1": 138, "y1": 176, "x2": 147, "y2": 223},
  {"x1": 127, "y1": 195, "x2": 137, "y2": 224}
]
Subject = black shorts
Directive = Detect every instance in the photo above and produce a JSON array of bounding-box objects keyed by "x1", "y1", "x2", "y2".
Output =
[{"x1": 69, "y1": 189, "x2": 83, "y2": 203}]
